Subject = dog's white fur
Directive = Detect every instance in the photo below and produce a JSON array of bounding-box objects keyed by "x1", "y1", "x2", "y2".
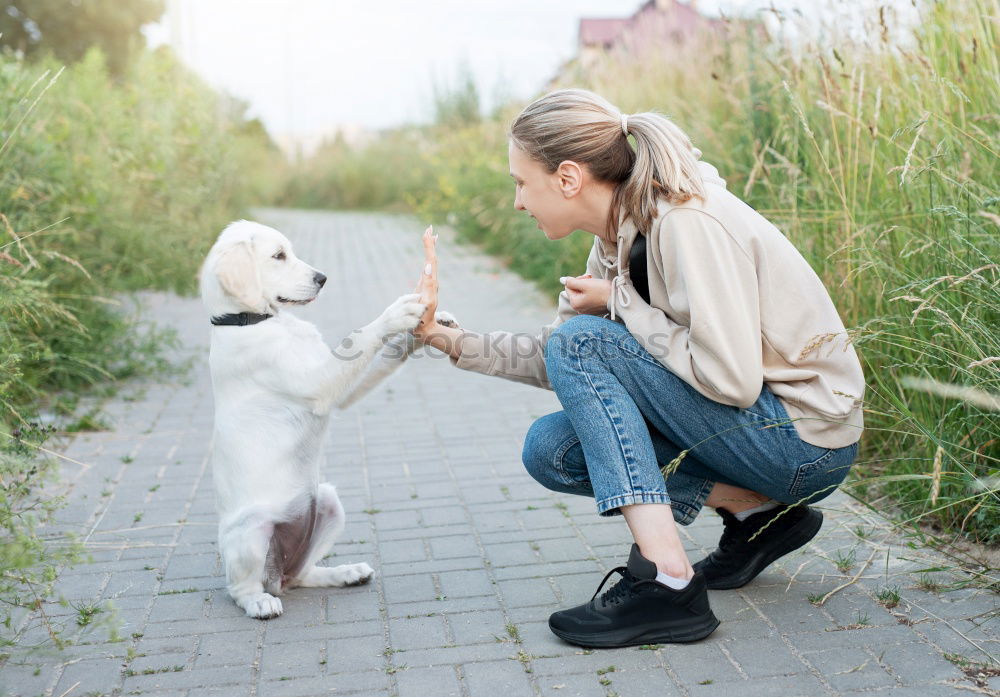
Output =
[{"x1": 199, "y1": 220, "x2": 440, "y2": 619}]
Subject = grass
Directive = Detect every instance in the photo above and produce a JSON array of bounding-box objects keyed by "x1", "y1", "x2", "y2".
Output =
[
  {"x1": 834, "y1": 549, "x2": 858, "y2": 574},
  {"x1": 279, "y1": 0, "x2": 1000, "y2": 549},
  {"x1": 0, "y1": 43, "x2": 280, "y2": 657},
  {"x1": 876, "y1": 585, "x2": 901, "y2": 609}
]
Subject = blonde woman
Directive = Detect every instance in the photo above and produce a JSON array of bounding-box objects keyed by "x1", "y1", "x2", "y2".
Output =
[{"x1": 413, "y1": 88, "x2": 864, "y2": 648}]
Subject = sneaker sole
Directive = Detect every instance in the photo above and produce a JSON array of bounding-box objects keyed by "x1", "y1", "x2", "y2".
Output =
[
  {"x1": 548, "y1": 612, "x2": 720, "y2": 649},
  {"x1": 705, "y1": 508, "x2": 823, "y2": 590}
]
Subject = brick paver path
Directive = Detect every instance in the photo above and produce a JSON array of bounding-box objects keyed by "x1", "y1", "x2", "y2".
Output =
[{"x1": 4, "y1": 209, "x2": 997, "y2": 697}]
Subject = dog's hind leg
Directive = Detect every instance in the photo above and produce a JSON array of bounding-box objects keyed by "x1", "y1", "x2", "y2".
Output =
[
  {"x1": 287, "y1": 483, "x2": 374, "y2": 589},
  {"x1": 219, "y1": 511, "x2": 284, "y2": 619}
]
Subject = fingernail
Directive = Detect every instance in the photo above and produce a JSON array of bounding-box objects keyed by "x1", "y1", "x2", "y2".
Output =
[{"x1": 425, "y1": 263, "x2": 433, "y2": 275}]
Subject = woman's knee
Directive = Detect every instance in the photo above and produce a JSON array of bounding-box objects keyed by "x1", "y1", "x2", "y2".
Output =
[{"x1": 521, "y1": 412, "x2": 584, "y2": 491}]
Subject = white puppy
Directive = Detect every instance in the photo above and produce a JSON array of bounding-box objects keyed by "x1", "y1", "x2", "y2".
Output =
[{"x1": 198, "y1": 220, "x2": 442, "y2": 619}]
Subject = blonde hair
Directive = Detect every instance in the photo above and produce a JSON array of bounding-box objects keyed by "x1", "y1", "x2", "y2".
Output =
[{"x1": 509, "y1": 88, "x2": 705, "y2": 235}]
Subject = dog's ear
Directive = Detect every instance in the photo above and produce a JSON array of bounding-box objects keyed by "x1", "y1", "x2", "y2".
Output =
[{"x1": 214, "y1": 240, "x2": 266, "y2": 312}]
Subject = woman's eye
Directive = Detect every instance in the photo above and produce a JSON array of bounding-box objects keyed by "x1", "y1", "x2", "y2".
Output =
[{"x1": 273, "y1": 251, "x2": 286, "y2": 261}]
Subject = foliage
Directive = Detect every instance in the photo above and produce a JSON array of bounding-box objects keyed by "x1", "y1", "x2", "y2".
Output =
[
  {"x1": 0, "y1": 424, "x2": 85, "y2": 655},
  {"x1": 0, "y1": 0, "x2": 164, "y2": 76},
  {"x1": 0, "y1": 42, "x2": 281, "y2": 655},
  {"x1": 277, "y1": 128, "x2": 436, "y2": 212},
  {"x1": 431, "y1": 59, "x2": 482, "y2": 130}
]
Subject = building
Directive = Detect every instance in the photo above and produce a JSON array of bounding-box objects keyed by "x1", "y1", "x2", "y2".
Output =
[{"x1": 576, "y1": 0, "x2": 724, "y2": 71}]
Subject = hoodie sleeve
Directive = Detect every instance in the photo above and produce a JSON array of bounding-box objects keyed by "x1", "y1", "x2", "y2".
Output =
[
  {"x1": 613, "y1": 208, "x2": 764, "y2": 408},
  {"x1": 447, "y1": 244, "x2": 606, "y2": 390}
]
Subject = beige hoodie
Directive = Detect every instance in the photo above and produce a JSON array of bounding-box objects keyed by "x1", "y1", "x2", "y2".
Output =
[{"x1": 448, "y1": 160, "x2": 865, "y2": 449}]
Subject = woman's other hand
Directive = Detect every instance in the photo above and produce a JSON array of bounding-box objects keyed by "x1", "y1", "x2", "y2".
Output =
[
  {"x1": 413, "y1": 225, "x2": 438, "y2": 340},
  {"x1": 560, "y1": 274, "x2": 612, "y2": 315}
]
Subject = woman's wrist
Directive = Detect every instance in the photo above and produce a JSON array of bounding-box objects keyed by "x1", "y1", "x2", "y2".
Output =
[{"x1": 416, "y1": 321, "x2": 464, "y2": 360}]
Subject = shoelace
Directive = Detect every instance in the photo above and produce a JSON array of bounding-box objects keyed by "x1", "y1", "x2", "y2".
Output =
[{"x1": 589, "y1": 566, "x2": 660, "y2": 606}]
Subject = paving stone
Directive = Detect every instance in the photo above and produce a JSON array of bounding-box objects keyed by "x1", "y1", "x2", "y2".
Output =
[
  {"x1": 878, "y1": 642, "x2": 966, "y2": 685},
  {"x1": 497, "y1": 578, "x2": 559, "y2": 608},
  {"x1": 536, "y1": 671, "x2": 607, "y2": 697},
  {"x1": 394, "y1": 641, "x2": 517, "y2": 670},
  {"x1": 388, "y1": 614, "x2": 450, "y2": 650},
  {"x1": 461, "y1": 659, "x2": 535, "y2": 695},
  {"x1": 661, "y1": 641, "x2": 748, "y2": 685},
  {"x1": 325, "y1": 634, "x2": 387, "y2": 674},
  {"x1": 598, "y1": 667, "x2": 684, "y2": 697},
  {"x1": 437, "y1": 569, "x2": 496, "y2": 598},
  {"x1": 395, "y1": 665, "x2": 463, "y2": 697},
  {"x1": 804, "y1": 645, "x2": 898, "y2": 692},
  {"x1": 723, "y1": 635, "x2": 810, "y2": 679},
  {"x1": 383, "y1": 573, "x2": 439, "y2": 605},
  {"x1": 849, "y1": 685, "x2": 973, "y2": 696},
  {"x1": 429, "y1": 535, "x2": 481, "y2": 560},
  {"x1": 447, "y1": 610, "x2": 510, "y2": 645},
  {"x1": 195, "y1": 630, "x2": 258, "y2": 666},
  {"x1": 1, "y1": 664, "x2": 56, "y2": 697}
]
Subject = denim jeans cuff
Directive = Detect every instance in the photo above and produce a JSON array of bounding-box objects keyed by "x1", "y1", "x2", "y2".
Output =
[
  {"x1": 596, "y1": 492, "x2": 673, "y2": 517},
  {"x1": 667, "y1": 475, "x2": 716, "y2": 526}
]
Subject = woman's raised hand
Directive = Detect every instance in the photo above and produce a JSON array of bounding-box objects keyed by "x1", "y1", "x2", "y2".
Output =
[
  {"x1": 413, "y1": 225, "x2": 438, "y2": 338},
  {"x1": 560, "y1": 274, "x2": 612, "y2": 315}
]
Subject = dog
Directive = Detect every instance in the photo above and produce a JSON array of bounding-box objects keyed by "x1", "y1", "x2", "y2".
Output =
[{"x1": 198, "y1": 220, "x2": 450, "y2": 619}]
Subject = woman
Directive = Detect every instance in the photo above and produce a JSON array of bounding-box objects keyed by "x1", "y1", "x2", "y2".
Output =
[{"x1": 413, "y1": 88, "x2": 864, "y2": 649}]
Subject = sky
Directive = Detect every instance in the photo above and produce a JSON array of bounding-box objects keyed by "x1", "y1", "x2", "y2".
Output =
[
  {"x1": 143, "y1": 0, "x2": 917, "y2": 149},
  {"x1": 143, "y1": 1, "x2": 735, "y2": 145}
]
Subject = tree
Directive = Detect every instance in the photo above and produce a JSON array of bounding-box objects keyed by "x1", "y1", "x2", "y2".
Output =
[{"x1": 0, "y1": 0, "x2": 165, "y2": 74}]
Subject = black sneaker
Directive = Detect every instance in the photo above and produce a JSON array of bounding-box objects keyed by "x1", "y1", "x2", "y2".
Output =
[
  {"x1": 692, "y1": 505, "x2": 823, "y2": 590},
  {"x1": 547, "y1": 544, "x2": 719, "y2": 648}
]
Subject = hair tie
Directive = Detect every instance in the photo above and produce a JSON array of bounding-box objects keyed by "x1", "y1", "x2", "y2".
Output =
[{"x1": 621, "y1": 113, "x2": 629, "y2": 137}]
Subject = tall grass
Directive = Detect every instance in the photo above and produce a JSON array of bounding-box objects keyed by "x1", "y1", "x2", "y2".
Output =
[
  {"x1": 0, "y1": 45, "x2": 282, "y2": 652},
  {"x1": 281, "y1": 0, "x2": 999, "y2": 545}
]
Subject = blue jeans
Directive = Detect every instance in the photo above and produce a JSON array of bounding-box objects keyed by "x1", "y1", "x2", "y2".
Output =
[{"x1": 522, "y1": 315, "x2": 858, "y2": 524}]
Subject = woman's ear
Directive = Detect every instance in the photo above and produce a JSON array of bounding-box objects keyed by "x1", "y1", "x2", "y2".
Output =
[
  {"x1": 556, "y1": 160, "x2": 584, "y2": 198},
  {"x1": 214, "y1": 240, "x2": 266, "y2": 312}
]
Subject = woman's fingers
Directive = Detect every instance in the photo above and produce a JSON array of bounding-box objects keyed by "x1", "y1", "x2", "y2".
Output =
[{"x1": 417, "y1": 225, "x2": 438, "y2": 327}]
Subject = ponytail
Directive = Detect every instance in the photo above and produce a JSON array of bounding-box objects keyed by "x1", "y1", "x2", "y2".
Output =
[{"x1": 509, "y1": 88, "x2": 705, "y2": 235}]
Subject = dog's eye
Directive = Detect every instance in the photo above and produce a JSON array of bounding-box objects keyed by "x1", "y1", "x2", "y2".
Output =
[{"x1": 273, "y1": 251, "x2": 286, "y2": 261}]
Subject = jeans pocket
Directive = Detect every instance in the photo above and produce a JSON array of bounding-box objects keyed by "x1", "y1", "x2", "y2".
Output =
[{"x1": 788, "y1": 444, "x2": 855, "y2": 503}]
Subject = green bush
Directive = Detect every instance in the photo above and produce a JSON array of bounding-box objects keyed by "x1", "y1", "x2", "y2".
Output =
[{"x1": 0, "y1": 43, "x2": 282, "y2": 653}]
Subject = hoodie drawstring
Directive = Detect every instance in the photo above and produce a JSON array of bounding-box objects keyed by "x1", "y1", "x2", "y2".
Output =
[{"x1": 597, "y1": 234, "x2": 632, "y2": 322}]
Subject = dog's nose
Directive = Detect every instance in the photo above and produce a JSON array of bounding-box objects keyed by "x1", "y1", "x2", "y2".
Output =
[{"x1": 314, "y1": 272, "x2": 327, "y2": 288}]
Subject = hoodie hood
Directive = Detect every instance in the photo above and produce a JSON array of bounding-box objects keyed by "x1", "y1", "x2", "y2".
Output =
[{"x1": 596, "y1": 154, "x2": 728, "y2": 321}]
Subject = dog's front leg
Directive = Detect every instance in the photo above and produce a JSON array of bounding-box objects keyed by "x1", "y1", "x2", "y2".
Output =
[
  {"x1": 311, "y1": 293, "x2": 426, "y2": 412},
  {"x1": 219, "y1": 513, "x2": 283, "y2": 619},
  {"x1": 334, "y1": 310, "x2": 461, "y2": 410}
]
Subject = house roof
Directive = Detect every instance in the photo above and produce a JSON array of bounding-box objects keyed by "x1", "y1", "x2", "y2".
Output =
[
  {"x1": 579, "y1": 18, "x2": 629, "y2": 48},
  {"x1": 579, "y1": 1, "x2": 722, "y2": 51}
]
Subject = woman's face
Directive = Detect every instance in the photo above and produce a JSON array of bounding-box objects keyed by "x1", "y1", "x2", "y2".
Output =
[{"x1": 508, "y1": 142, "x2": 577, "y2": 240}]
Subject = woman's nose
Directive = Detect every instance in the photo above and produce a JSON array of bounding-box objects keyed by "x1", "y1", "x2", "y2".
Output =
[{"x1": 314, "y1": 272, "x2": 327, "y2": 287}]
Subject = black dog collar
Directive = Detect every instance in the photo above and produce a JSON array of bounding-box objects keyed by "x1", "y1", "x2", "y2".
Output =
[{"x1": 210, "y1": 312, "x2": 274, "y2": 327}]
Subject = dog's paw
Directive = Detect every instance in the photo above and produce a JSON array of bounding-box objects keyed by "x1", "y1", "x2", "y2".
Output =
[
  {"x1": 434, "y1": 309, "x2": 459, "y2": 328},
  {"x1": 241, "y1": 592, "x2": 283, "y2": 619},
  {"x1": 381, "y1": 293, "x2": 426, "y2": 335},
  {"x1": 331, "y1": 562, "x2": 375, "y2": 587}
]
